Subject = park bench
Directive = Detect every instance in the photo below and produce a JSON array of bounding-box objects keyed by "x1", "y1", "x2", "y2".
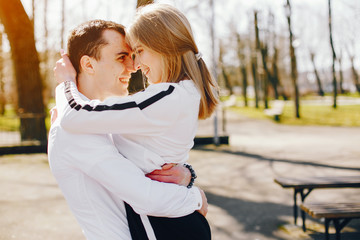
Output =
[
  {"x1": 300, "y1": 202, "x2": 360, "y2": 240},
  {"x1": 264, "y1": 100, "x2": 285, "y2": 121},
  {"x1": 274, "y1": 176, "x2": 360, "y2": 229}
]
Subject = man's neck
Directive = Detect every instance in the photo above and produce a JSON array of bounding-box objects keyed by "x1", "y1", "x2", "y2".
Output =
[{"x1": 77, "y1": 75, "x2": 102, "y2": 100}]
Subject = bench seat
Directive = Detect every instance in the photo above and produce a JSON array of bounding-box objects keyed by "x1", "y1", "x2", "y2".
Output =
[
  {"x1": 301, "y1": 202, "x2": 360, "y2": 240},
  {"x1": 264, "y1": 100, "x2": 285, "y2": 121}
]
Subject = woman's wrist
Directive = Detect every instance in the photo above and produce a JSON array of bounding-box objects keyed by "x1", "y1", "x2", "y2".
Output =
[{"x1": 183, "y1": 164, "x2": 197, "y2": 188}]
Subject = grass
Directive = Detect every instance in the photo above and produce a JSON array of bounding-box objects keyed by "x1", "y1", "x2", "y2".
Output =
[
  {"x1": 0, "y1": 107, "x2": 51, "y2": 132},
  {"x1": 281, "y1": 104, "x2": 360, "y2": 127},
  {"x1": 0, "y1": 114, "x2": 19, "y2": 131},
  {"x1": 228, "y1": 97, "x2": 360, "y2": 127}
]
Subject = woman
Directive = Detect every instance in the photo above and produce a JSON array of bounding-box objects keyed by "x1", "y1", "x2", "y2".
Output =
[{"x1": 55, "y1": 3, "x2": 218, "y2": 240}]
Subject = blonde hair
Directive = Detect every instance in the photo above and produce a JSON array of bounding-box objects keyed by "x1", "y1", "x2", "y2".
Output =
[{"x1": 128, "y1": 3, "x2": 219, "y2": 119}]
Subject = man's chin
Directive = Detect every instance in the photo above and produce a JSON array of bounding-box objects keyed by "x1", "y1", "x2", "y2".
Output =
[
  {"x1": 119, "y1": 90, "x2": 129, "y2": 97},
  {"x1": 117, "y1": 87, "x2": 129, "y2": 97}
]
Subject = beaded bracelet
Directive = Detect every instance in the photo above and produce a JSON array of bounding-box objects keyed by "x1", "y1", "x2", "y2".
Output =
[{"x1": 184, "y1": 164, "x2": 197, "y2": 188}]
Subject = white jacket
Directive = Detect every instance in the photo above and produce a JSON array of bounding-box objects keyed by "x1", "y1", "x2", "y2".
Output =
[
  {"x1": 60, "y1": 80, "x2": 200, "y2": 173},
  {"x1": 48, "y1": 81, "x2": 202, "y2": 240}
]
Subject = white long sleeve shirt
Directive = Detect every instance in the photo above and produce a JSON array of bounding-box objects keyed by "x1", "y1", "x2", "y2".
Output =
[
  {"x1": 60, "y1": 80, "x2": 200, "y2": 173},
  {"x1": 48, "y1": 82, "x2": 202, "y2": 240}
]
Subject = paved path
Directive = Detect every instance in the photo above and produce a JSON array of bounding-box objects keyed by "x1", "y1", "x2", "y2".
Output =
[
  {"x1": 0, "y1": 111, "x2": 360, "y2": 239},
  {"x1": 194, "y1": 111, "x2": 360, "y2": 240}
]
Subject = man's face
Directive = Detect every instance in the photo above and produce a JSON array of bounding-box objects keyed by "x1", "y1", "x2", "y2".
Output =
[{"x1": 92, "y1": 29, "x2": 135, "y2": 98}]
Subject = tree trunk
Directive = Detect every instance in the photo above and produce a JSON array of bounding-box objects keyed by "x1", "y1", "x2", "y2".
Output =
[
  {"x1": 260, "y1": 45, "x2": 269, "y2": 109},
  {"x1": 253, "y1": 11, "x2": 260, "y2": 108},
  {"x1": 219, "y1": 41, "x2": 232, "y2": 95},
  {"x1": 328, "y1": 0, "x2": 337, "y2": 108},
  {"x1": 338, "y1": 52, "x2": 344, "y2": 94},
  {"x1": 267, "y1": 11, "x2": 280, "y2": 100},
  {"x1": 310, "y1": 51, "x2": 324, "y2": 96},
  {"x1": 60, "y1": 0, "x2": 65, "y2": 49},
  {"x1": 270, "y1": 47, "x2": 281, "y2": 99},
  {"x1": 251, "y1": 55, "x2": 259, "y2": 108},
  {"x1": 220, "y1": 68, "x2": 232, "y2": 95},
  {"x1": 241, "y1": 66, "x2": 248, "y2": 107},
  {"x1": 350, "y1": 56, "x2": 360, "y2": 93},
  {"x1": 236, "y1": 34, "x2": 248, "y2": 107},
  {"x1": 236, "y1": 33, "x2": 248, "y2": 107},
  {"x1": 286, "y1": 0, "x2": 300, "y2": 118},
  {"x1": 0, "y1": 29, "x2": 4, "y2": 115},
  {"x1": 0, "y1": 0, "x2": 47, "y2": 143},
  {"x1": 42, "y1": 0, "x2": 49, "y2": 104}
]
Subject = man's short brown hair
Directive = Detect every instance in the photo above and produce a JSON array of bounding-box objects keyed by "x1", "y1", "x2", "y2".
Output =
[{"x1": 67, "y1": 19, "x2": 125, "y2": 74}]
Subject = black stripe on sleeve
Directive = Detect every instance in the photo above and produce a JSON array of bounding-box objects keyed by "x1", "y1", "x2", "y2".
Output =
[{"x1": 64, "y1": 81, "x2": 175, "y2": 112}]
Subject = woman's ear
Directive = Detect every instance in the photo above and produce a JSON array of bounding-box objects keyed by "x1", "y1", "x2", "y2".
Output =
[{"x1": 79, "y1": 55, "x2": 95, "y2": 74}]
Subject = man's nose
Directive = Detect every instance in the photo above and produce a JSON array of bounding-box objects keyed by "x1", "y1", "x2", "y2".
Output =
[{"x1": 126, "y1": 57, "x2": 136, "y2": 73}]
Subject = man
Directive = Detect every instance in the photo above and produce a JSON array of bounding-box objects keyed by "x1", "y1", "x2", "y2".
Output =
[{"x1": 48, "y1": 20, "x2": 207, "y2": 240}]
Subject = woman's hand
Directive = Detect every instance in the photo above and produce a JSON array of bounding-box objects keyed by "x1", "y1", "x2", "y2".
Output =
[
  {"x1": 53, "y1": 50, "x2": 77, "y2": 84},
  {"x1": 146, "y1": 163, "x2": 191, "y2": 186}
]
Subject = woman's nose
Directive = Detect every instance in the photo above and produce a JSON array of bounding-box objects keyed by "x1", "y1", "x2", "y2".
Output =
[{"x1": 134, "y1": 56, "x2": 141, "y2": 70}]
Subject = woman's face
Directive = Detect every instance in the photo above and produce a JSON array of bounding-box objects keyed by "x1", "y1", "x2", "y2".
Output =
[{"x1": 133, "y1": 43, "x2": 163, "y2": 84}]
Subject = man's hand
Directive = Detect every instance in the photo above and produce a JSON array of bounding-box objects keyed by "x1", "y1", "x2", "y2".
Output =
[
  {"x1": 146, "y1": 163, "x2": 191, "y2": 186},
  {"x1": 53, "y1": 50, "x2": 77, "y2": 84},
  {"x1": 197, "y1": 188, "x2": 208, "y2": 217}
]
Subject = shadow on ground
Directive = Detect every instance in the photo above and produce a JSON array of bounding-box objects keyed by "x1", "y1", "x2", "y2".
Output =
[{"x1": 205, "y1": 191, "x2": 292, "y2": 239}]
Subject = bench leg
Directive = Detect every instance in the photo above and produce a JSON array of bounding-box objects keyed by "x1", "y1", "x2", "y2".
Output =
[
  {"x1": 334, "y1": 218, "x2": 351, "y2": 240},
  {"x1": 294, "y1": 188, "x2": 313, "y2": 226},
  {"x1": 294, "y1": 189, "x2": 298, "y2": 225},
  {"x1": 325, "y1": 218, "x2": 330, "y2": 240},
  {"x1": 324, "y1": 218, "x2": 352, "y2": 240},
  {"x1": 301, "y1": 209, "x2": 306, "y2": 232}
]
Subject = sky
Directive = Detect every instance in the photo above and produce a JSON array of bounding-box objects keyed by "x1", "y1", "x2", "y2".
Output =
[{"x1": 16, "y1": 0, "x2": 360, "y2": 73}]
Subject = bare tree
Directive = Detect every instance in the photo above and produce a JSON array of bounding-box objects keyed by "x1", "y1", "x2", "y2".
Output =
[
  {"x1": 219, "y1": 41, "x2": 233, "y2": 95},
  {"x1": 271, "y1": 45, "x2": 284, "y2": 100},
  {"x1": 259, "y1": 43, "x2": 269, "y2": 109},
  {"x1": 309, "y1": 50, "x2": 324, "y2": 96},
  {"x1": 236, "y1": 32, "x2": 248, "y2": 107},
  {"x1": 349, "y1": 54, "x2": 360, "y2": 93},
  {"x1": 0, "y1": 0, "x2": 47, "y2": 143},
  {"x1": 344, "y1": 40, "x2": 360, "y2": 94},
  {"x1": 285, "y1": 0, "x2": 300, "y2": 118},
  {"x1": 266, "y1": 11, "x2": 280, "y2": 100},
  {"x1": 42, "y1": 0, "x2": 50, "y2": 105},
  {"x1": 328, "y1": 0, "x2": 337, "y2": 108},
  {"x1": 252, "y1": 11, "x2": 260, "y2": 108},
  {"x1": 60, "y1": 0, "x2": 65, "y2": 49},
  {"x1": 338, "y1": 50, "x2": 345, "y2": 94},
  {"x1": 43, "y1": 0, "x2": 48, "y2": 67},
  {"x1": 341, "y1": 3, "x2": 360, "y2": 94}
]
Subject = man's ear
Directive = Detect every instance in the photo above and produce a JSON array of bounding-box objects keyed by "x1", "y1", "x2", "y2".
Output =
[{"x1": 80, "y1": 55, "x2": 95, "y2": 74}]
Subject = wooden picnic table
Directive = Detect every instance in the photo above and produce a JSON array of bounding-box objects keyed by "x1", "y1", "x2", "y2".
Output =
[{"x1": 274, "y1": 176, "x2": 360, "y2": 228}]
